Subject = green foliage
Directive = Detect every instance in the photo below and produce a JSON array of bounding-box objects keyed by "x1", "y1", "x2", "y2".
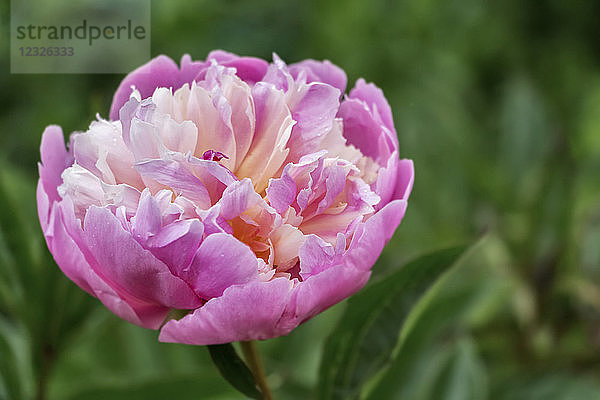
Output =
[
  {"x1": 208, "y1": 344, "x2": 263, "y2": 399},
  {"x1": 317, "y1": 246, "x2": 468, "y2": 400}
]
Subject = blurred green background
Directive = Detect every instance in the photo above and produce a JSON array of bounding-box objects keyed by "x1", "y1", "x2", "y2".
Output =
[{"x1": 1, "y1": 0, "x2": 600, "y2": 399}]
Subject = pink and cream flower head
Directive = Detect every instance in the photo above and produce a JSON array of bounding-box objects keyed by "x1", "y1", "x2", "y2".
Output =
[{"x1": 37, "y1": 50, "x2": 414, "y2": 345}]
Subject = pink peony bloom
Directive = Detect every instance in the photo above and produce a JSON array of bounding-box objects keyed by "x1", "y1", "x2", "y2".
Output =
[{"x1": 37, "y1": 50, "x2": 414, "y2": 345}]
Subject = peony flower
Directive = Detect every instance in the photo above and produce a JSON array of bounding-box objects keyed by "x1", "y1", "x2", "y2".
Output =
[{"x1": 37, "y1": 50, "x2": 414, "y2": 345}]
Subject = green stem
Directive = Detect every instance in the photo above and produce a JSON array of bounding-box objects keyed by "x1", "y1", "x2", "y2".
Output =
[
  {"x1": 240, "y1": 341, "x2": 273, "y2": 400},
  {"x1": 36, "y1": 343, "x2": 54, "y2": 400}
]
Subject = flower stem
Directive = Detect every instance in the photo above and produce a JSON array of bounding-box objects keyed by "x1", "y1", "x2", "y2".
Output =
[{"x1": 240, "y1": 341, "x2": 273, "y2": 400}]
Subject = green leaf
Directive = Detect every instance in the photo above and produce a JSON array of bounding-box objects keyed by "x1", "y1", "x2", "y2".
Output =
[
  {"x1": 367, "y1": 335, "x2": 488, "y2": 400},
  {"x1": 0, "y1": 165, "x2": 38, "y2": 315},
  {"x1": 207, "y1": 343, "x2": 263, "y2": 400},
  {"x1": 317, "y1": 245, "x2": 469, "y2": 400},
  {"x1": 363, "y1": 280, "x2": 484, "y2": 400},
  {"x1": 362, "y1": 235, "x2": 513, "y2": 400},
  {"x1": 0, "y1": 315, "x2": 35, "y2": 400},
  {"x1": 494, "y1": 373, "x2": 600, "y2": 400},
  {"x1": 428, "y1": 338, "x2": 488, "y2": 400}
]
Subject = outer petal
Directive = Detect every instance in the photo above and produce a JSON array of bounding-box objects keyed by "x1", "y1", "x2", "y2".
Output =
[
  {"x1": 348, "y1": 78, "x2": 397, "y2": 147},
  {"x1": 182, "y1": 233, "x2": 259, "y2": 299},
  {"x1": 36, "y1": 179, "x2": 50, "y2": 233},
  {"x1": 393, "y1": 159, "x2": 415, "y2": 201},
  {"x1": 39, "y1": 125, "x2": 72, "y2": 204},
  {"x1": 159, "y1": 278, "x2": 293, "y2": 345},
  {"x1": 337, "y1": 97, "x2": 394, "y2": 163},
  {"x1": 52, "y1": 197, "x2": 169, "y2": 329},
  {"x1": 202, "y1": 50, "x2": 269, "y2": 84},
  {"x1": 45, "y1": 201, "x2": 94, "y2": 295},
  {"x1": 277, "y1": 199, "x2": 407, "y2": 331},
  {"x1": 281, "y1": 263, "x2": 370, "y2": 330},
  {"x1": 82, "y1": 206, "x2": 202, "y2": 309},
  {"x1": 373, "y1": 152, "x2": 399, "y2": 209},
  {"x1": 179, "y1": 54, "x2": 208, "y2": 83},
  {"x1": 346, "y1": 199, "x2": 408, "y2": 271},
  {"x1": 289, "y1": 59, "x2": 347, "y2": 94},
  {"x1": 110, "y1": 55, "x2": 207, "y2": 120}
]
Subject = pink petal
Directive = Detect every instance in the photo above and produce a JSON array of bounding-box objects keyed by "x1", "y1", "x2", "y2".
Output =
[
  {"x1": 283, "y1": 263, "x2": 370, "y2": 327},
  {"x1": 119, "y1": 97, "x2": 156, "y2": 149},
  {"x1": 159, "y1": 278, "x2": 293, "y2": 345},
  {"x1": 289, "y1": 59, "x2": 347, "y2": 94},
  {"x1": 346, "y1": 199, "x2": 408, "y2": 271},
  {"x1": 337, "y1": 97, "x2": 394, "y2": 162},
  {"x1": 349, "y1": 79, "x2": 397, "y2": 147},
  {"x1": 134, "y1": 158, "x2": 212, "y2": 208},
  {"x1": 226, "y1": 83, "x2": 255, "y2": 171},
  {"x1": 39, "y1": 125, "x2": 72, "y2": 204},
  {"x1": 128, "y1": 118, "x2": 163, "y2": 160},
  {"x1": 54, "y1": 197, "x2": 169, "y2": 328},
  {"x1": 235, "y1": 82, "x2": 293, "y2": 192},
  {"x1": 36, "y1": 179, "x2": 50, "y2": 233},
  {"x1": 217, "y1": 178, "x2": 262, "y2": 220},
  {"x1": 45, "y1": 201, "x2": 93, "y2": 295},
  {"x1": 202, "y1": 50, "x2": 269, "y2": 83},
  {"x1": 72, "y1": 120, "x2": 143, "y2": 188},
  {"x1": 126, "y1": 105, "x2": 198, "y2": 163},
  {"x1": 160, "y1": 119, "x2": 199, "y2": 155},
  {"x1": 373, "y1": 153, "x2": 399, "y2": 209},
  {"x1": 315, "y1": 161, "x2": 353, "y2": 214},
  {"x1": 298, "y1": 233, "x2": 344, "y2": 279},
  {"x1": 393, "y1": 159, "x2": 415, "y2": 201},
  {"x1": 194, "y1": 65, "x2": 255, "y2": 170},
  {"x1": 179, "y1": 54, "x2": 208, "y2": 83},
  {"x1": 197, "y1": 205, "x2": 234, "y2": 235},
  {"x1": 183, "y1": 233, "x2": 259, "y2": 299},
  {"x1": 110, "y1": 55, "x2": 207, "y2": 120},
  {"x1": 262, "y1": 56, "x2": 341, "y2": 164},
  {"x1": 262, "y1": 54, "x2": 295, "y2": 91},
  {"x1": 146, "y1": 219, "x2": 205, "y2": 280},
  {"x1": 299, "y1": 210, "x2": 366, "y2": 245},
  {"x1": 286, "y1": 83, "x2": 341, "y2": 163},
  {"x1": 203, "y1": 50, "x2": 240, "y2": 63},
  {"x1": 266, "y1": 168, "x2": 297, "y2": 214},
  {"x1": 270, "y1": 224, "x2": 306, "y2": 271},
  {"x1": 82, "y1": 206, "x2": 202, "y2": 309},
  {"x1": 187, "y1": 79, "x2": 237, "y2": 170},
  {"x1": 131, "y1": 189, "x2": 162, "y2": 241}
]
